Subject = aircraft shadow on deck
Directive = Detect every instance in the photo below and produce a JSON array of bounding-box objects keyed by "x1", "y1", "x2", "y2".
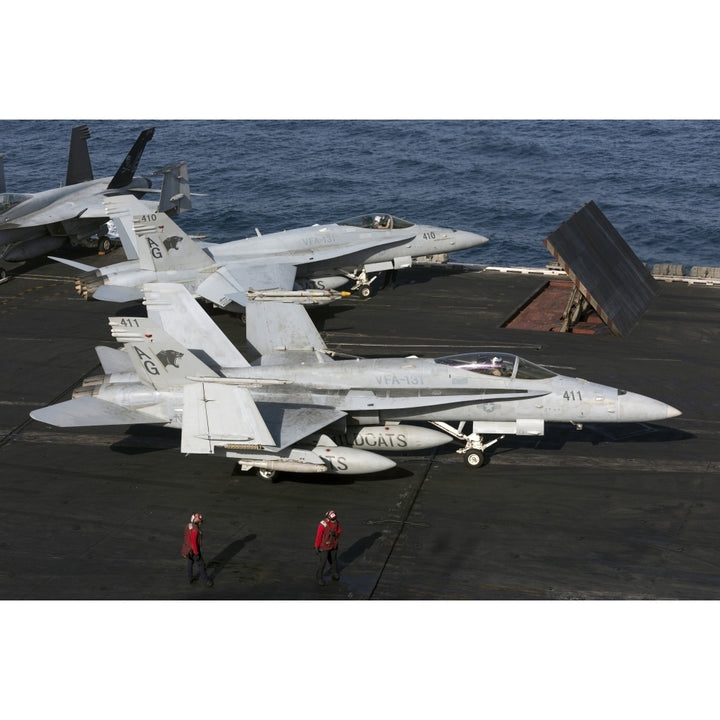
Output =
[
  {"x1": 232, "y1": 464, "x2": 415, "y2": 485},
  {"x1": 432, "y1": 421, "x2": 693, "y2": 464},
  {"x1": 110, "y1": 425, "x2": 181, "y2": 454}
]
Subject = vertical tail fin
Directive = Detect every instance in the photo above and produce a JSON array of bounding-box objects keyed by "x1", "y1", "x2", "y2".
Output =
[
  {"x1": 155, "y1": 161, "x2": 192, "y2": 215},
  {"x1": 143, "y1": 283, "x2": 250, "y2": 370},
  {"x1": 246, "y1": 300, "x2": 331, "y2": 365},
  {"x1": 107, "y1": 127, "x2": 155, "y2": 190},
  {"x1": 102, "y1": 196, "x2": 212, "y2": 271},
  {"x1": 134, "y1": 213, "x2": 213, "y2": 272},
  {"x1": 65, "y1": 124, "x2": 93, "y2": 185},
  {"x1": 110, "y1": 317, "x2": 219, "y2": 390},
  {"x1": 0, "y1": 152, "x2": 6, "y2": 193}
]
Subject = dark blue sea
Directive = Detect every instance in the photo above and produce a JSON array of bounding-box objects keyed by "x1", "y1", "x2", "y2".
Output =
[{"x1": 1, "y1": 119, "x2": 719, "y2": 270}]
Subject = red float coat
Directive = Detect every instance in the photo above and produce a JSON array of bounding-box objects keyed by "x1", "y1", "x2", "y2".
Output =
[
  {"x1": 315, "y1": 518, "x2": 342, "y2": 551},
  {"x1": 181, "y1": 523, "x2": 202, "y2": 557}
]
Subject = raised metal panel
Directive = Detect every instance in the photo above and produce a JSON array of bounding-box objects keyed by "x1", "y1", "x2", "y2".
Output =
[{"x1": 543, "y1": 201, "x2": 658, "y2": 335}]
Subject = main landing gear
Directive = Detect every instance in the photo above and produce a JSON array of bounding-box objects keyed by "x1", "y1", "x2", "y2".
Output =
[{"x1": 429, "y1": 421, "x2": 505, "y2": 469}]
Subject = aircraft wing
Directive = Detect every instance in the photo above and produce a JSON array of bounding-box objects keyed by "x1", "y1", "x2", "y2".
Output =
[
  {"x1": 31, "y1": 396, "x2": 161, "y2": 427},
  {"x1": 255, "y1": 401, "x2": 346, "y2": 450},
  {"x1": 2, "y1": 202, "x2": 97, "y2": 228},
  {"x1": 96, "y1": 345, "x2": 134, "y2": 374},
  {"x1": 195, "y1": 262, "x2": 298, "y2": 309},
  {"x1": 181, "y1": 381, "x2": 345, "y2": 453},
  {"x1": 245, "y1": 300, "x2": 331, "y2": 365}
]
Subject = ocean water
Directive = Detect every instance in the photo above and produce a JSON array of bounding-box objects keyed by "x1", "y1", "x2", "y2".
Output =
[{"x1": 1, "y1": 119, "x2": 719, "y2": 270}]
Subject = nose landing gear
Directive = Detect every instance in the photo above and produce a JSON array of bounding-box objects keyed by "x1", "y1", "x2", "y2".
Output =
[{"x1": 429, "y1": 421, "x2": 504, "y2": 469}]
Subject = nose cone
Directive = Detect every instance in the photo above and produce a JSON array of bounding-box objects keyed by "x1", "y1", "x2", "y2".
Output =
[
  {"x1": 617, "y1": 391, "x2": 682, "y2": 423},
  {"x1": 447, "y1": 229, "x2": 490, "y2": 250}
]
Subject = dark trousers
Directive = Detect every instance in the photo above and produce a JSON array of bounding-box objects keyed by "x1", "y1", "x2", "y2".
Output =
[
  {"x1": 187, "y1": 552, "x2": 209, "y2": 583},
  {"x1": 316, "y1": 548, "x2": 339, "y2": 581}
]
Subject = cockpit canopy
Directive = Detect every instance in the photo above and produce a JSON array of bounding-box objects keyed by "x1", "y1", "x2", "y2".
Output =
[
  {"x1": 337, "y1": 214, "x2": 415, "y2": 231},
  {"x1": 434, "y1": 352, "x2": 556, "y2": 380}
]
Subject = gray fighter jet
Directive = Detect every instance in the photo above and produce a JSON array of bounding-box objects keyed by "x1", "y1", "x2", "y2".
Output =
[
  {"x1": 51, "y1": 203, "x2": 489, "y2": 308},
  {"x1": 0, "y1": 125, "x2": 192, "y2": 279},
  {"x1": 30, "y1": 283, "x2": 681, "y2": 479}
]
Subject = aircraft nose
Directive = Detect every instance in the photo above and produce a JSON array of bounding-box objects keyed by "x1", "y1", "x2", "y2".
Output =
[
  {"x1": 665, "y1": 404, "x2": 682, "y2": 419},
  {"x1": 617, "y1": 391, "x2": 682, "y2": 422},
  {"x1": 451, "y1": 229, "x2": 489, "y2": 249}
]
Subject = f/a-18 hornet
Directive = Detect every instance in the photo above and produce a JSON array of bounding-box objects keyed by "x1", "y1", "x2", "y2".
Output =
[
  {"x1": 30, "y1": 283, "x2": 681, "y2": 479},
  {"x1": 0, "y1": 125, "x2": 192, "y2": 279},
  {"x1": 51, "y1": 202, "x2": 489, "y2": 308}
]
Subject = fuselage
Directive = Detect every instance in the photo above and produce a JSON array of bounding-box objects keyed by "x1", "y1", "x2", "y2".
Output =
[
  {"x1": 0, "y1": 176, "x2": 151, "y2": 260},
  {"x1": 208, "y1": 213, "x2": 488, "y2": 271},
  {"x1": 85, "y1": 213, "x2": 489, "y2": 297},
  {"x1": 75, "y1": 352, "x2": 681, "y2": 430}
]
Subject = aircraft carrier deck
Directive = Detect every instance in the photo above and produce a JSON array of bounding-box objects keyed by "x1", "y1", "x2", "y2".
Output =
[{"x1": 1, "y1": 253, "x2": 718, "y2": 601}]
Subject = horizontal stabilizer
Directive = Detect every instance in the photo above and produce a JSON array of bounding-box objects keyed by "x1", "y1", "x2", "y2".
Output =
[
  {"x1": 96, "y1": 345, "x2": 133, "y2": 374},
  {"x1": 31, "y1": 396, "x2": 161, "y2": 427},
  {"x1": 93, "y1": 284, "x2": 143, "y2": 302}
]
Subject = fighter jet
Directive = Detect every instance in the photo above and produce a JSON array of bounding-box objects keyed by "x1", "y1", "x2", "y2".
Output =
[
  {"x1": 51, "y1": 203, "x2": 489, "y2": 308},
  {"x1": 30, "y1": 283, "x2": 681, "y2": 479},
  {"x1": 0, "y1": 125, "x2": 192, "y2": 279}
]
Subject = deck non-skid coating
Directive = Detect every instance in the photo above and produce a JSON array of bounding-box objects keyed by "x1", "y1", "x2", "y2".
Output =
[{"x1": 1, "y1": 257, "x2": 718, "y2": 599}]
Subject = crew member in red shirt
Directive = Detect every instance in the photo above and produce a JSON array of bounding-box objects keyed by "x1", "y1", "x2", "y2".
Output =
[
  {"x1": 181, "y1": 513, "x2": 213, "y2": 587},
  {"x1": 314, "y1": 509, "x2": 342, "y2": 586}
]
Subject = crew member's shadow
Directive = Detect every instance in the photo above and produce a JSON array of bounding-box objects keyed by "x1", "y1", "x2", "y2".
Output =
[
  {"x1": 339, "y1": 532, "x2": 382, "y2": 568},
  {"x1": 206, "y1": 534, "x2": 257, "y2": 580}
]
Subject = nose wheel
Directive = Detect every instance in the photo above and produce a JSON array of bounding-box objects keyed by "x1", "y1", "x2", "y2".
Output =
[
  {"x1": 343, "y1": 267, "x2": 377, "y2": 298},
  {"x1": 463, "y1": 449, "x2": 484, "y2": 467},
  {"x1": 429, "y1": 421, "x2": 503, "y2": 469}
]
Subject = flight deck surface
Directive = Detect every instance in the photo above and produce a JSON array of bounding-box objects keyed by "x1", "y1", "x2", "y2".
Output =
[{"x1": 1, "y1": 255, "x2": 718, "y2": 600}]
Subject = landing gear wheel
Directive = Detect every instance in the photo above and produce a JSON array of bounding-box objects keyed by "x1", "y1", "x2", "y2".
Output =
[
  {"x1": 256, "y1": 468, "x2": 277, "y2": 480},
  {"x1": 358, "y1": 284, "x2": 372, "y2": 299},
  {"x1": 98, "y1": 237, "x2": 112, "y2": 253},
  {"x1": 464, "y1": 449, "x2": 484, "y2": 468}
]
